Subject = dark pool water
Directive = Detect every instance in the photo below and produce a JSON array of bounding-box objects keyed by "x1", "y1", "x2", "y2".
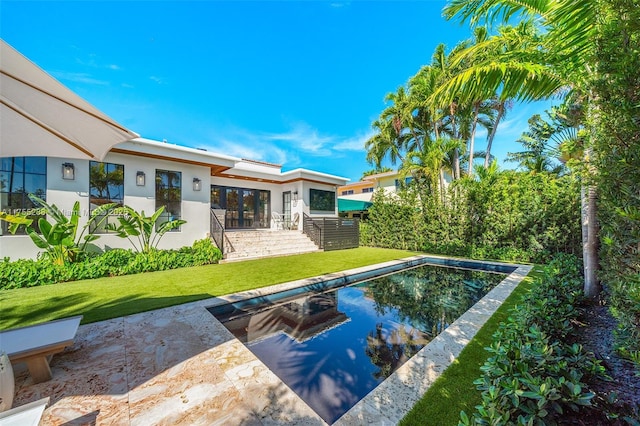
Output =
[{"x1": 208, "y1": 263, "x2": 507, "y2": 424}]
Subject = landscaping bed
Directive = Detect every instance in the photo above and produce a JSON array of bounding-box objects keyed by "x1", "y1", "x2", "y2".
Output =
[{"x1": 0, "y1": 238, "x2": 222, "y2": 290}]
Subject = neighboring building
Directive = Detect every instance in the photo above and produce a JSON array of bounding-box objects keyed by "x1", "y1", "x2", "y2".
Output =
[
  {"x1": 337, "y1": 171, "x2": 411, "y2": 218},
  {"x1": 0, "y1": 138, "x2": 348, "y2": 260}
]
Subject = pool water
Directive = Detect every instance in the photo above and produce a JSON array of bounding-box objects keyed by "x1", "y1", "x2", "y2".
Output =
[{"x1": 208, "y1": 263, "x2": 507, "y2": 424}]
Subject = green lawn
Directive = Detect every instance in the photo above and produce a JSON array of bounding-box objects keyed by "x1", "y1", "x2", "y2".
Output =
[
  {"x1": 0, "y1": 247, "x2": 417, "y2": 330},
  {"x1": 399, "y1": 266, "x2": 541, "y2": 426}
]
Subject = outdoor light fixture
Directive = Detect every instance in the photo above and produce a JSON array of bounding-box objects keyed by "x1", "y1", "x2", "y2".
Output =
[
  {"x1": 136, "y1": 171, "x2": 146, "y2": 186},
  {"x1": 293, "y1": 190, "x2": 298, "y2": 201},
  {"x1": 193, "y1": 177, "x2": 202, "y2": 191},
  {"x1": 62, "y1": 163, "x2": 75, "y2": 180}
]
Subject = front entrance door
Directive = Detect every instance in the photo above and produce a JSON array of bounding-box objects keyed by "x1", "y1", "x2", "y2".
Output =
[{"x1": 283, "y1": 191, "x2": 291, "y2": 229}]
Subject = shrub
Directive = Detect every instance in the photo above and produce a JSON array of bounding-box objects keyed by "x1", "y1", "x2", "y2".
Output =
[
  {"x1": 0, "y1": 239, "x2": 222, "y2": 290},
  {"x1": 459, "y1": 254, "x2": 606, "y2": 425},
  {"x1": 361, "y1": 171, "x2": 582, "y2": 264}
]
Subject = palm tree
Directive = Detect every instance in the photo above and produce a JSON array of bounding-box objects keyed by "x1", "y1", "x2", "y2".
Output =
[
  {"x1": 361, "y1": 167, "x2": 393, "y2": 181},
  {"x1": 506, "y1": 107, "x2": 578, "y2": 175},
  {"x1": 441, "y1": 0, "x2": 600, "y2": 298}
]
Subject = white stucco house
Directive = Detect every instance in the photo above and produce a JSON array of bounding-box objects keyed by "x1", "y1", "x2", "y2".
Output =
[
  {"x1": 0, "y1": 138, "x2": 348, "y2": 260},
  {"x1": 0, "y1": 40, "x2": 350, "y2": 261}
]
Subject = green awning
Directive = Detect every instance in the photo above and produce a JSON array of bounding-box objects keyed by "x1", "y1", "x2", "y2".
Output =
[{"x1": 338, "y1": 199, "x2": 373, "y2": 212}]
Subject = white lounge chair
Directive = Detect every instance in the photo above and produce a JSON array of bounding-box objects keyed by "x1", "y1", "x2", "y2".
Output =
[
  {"x1": 0, "y1": 315, "x2": 82, "y2": 384},
  {"x1": 0, "y1": 397, "x2": 49, "y2": 426}
]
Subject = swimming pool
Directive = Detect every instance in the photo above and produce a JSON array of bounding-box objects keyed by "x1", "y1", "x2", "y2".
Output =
[{"x1": 208, "y1": 259, "x2": 512, "y2": 423}]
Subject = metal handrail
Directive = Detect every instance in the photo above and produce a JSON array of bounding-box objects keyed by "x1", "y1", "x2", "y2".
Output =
[
  {"x1": 302, "y1": 212, "x2": 323, "y2": 249},
  {"x1": 210, "y1": 209, "x2": 225, "y2": 254}
]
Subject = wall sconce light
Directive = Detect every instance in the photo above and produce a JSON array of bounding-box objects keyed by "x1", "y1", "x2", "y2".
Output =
[
  {"x1": 293, "y1": 190, "x2": 299, "y2": 202},
  {"x1": 193, "y1": 177, "x2": 202, "y2": 191},
  {"x1": 62, "y1": 163, "x2": 75, "y2": 180},
  {"x1": 136, "y1": 171, "x2": 146, "y2": 186}
]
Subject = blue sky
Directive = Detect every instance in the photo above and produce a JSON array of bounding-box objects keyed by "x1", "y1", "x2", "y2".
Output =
[{"x1": 2, "y1": 1, "x2": 554, "y2": 182}]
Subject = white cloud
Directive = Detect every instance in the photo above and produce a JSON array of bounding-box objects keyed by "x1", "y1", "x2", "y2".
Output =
[
  {"x1": 108, "y1": 64, "x2": 121, "y2": 71},
  {"x1": 51, "y1": 71, "x2": 109, "y2": 86},
  {"x1": 267, "y1": 122, "x2": 335, "y2": 156},
  {"x1": 191, "y1": 121, "x2": 370, "y2": 168},
  {"x1": 149, "y1": 76, "x2": 166, "y2": 85},
  {"x1": 333, "y1": 130, "x2": 373, "y2": 152}
]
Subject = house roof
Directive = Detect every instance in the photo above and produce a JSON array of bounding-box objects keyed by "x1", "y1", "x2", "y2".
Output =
[{"x1": 111, "y1": 137, "x2": 348, "y2": 186}]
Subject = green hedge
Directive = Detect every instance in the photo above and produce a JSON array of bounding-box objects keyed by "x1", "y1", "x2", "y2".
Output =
[
  {"x1": 0, "y1": 238, "x2": 222, "y2": 290},
  {"x1": 361, "y1": 171, "x2": 582, "y2": 264}
]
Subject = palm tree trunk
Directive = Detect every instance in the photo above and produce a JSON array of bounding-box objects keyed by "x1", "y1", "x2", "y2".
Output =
[
  {"x1": 484, "y1": 102, "x2": 505, "y2": 168},
  {"x1": 439, "y1": 169, "x2": 446, "y2": 205},
  {"x1": 582, "y1": 183, "x2": 600, "y2": 298},
  {"x1": 467, "y1": 103, "x2": 480, "y2": 176},
  {"x1": 450, "y1": 106, "x2": 461, "y2": 179}
]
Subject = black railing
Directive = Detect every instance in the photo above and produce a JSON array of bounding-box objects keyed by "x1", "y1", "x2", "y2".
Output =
[
  {"x1": 302, "y1": 213, "x2": 359, "y2": 251},
  {"x1": 303, "y1": 213, "x2": 323, "y2": 248},
  {"x1": 210, "y1": 209, "x2": 225, "y2": 254}
]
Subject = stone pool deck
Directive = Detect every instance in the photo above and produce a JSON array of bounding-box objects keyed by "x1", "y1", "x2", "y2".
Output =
[{"x1": 12, "y1": 256, "x2": 532, "y2": 425}]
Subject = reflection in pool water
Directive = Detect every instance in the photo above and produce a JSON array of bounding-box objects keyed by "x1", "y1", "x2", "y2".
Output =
[{"x1": 209, "y1": 264, "x2": 506, "y2": 424}]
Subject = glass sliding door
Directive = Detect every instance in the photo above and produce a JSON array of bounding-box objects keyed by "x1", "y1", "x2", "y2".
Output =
[
  {"x1": 212, "y1": 185, "x2": 270, "y2": 230},
  {"x1": 242, "y1": 189, "x2": 255, "y2": 228},
  {"x1": 225, "y1": 188, "x2": 239, "y2": 228},
  {"x1": 258, "y1": 190, "x2": 270, "y2": 228},
  {"x1": 283, "y1": 191, "x2": 291, "y2": 229}
]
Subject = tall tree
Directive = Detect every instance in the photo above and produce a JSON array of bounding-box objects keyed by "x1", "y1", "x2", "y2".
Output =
[
  {"x1": 441, "y1": 0, "x2": 601, "y2": 298},
  {"x1": 591, "y1": 0, "x2": 640, "y2": 349}
]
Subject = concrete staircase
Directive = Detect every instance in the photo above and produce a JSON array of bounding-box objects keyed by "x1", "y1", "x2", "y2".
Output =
[{"x1": 221, "y1": 230, "x2": 321, "y2": 262}]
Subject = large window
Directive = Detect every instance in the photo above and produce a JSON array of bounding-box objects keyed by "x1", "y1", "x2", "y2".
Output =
[
  {"x1": 0, "y1": 157, "x2": 46, "y2": 235},
  {"x1": 155, "y1": 169, "x2": 182, "y2": 231},
  {"x1": 310, "y1": 189, "x2": 336, "y2": 212},
  {"x1": 89, "y1": 161, "x2": 124, "y2": 233},
  {"x1": 362, "y1": 187, "x2": 374, "y2": 193}
]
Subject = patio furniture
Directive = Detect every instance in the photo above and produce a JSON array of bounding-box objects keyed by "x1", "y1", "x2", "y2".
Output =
[
  {"x1": 291, "y1": 212, "x2": 300, "y2": 230},
  {"x1": 271, "y1": 212, "x2": 285, "y2": 230},
  {"x1": 0, "y1": 315, "x2": 82, "y2": 384},
  {"x1": 0, "y1": 397, "x2": 49, "y2": 426}
]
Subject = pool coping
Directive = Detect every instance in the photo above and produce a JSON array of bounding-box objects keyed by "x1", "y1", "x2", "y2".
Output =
[{"x1": 202, "y1": 254, "x2": 533, "y2": 425}]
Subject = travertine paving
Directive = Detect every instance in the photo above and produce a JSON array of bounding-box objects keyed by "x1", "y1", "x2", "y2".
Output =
[{"x1": 11, "y1": 256, "x2": 531, "y2": 425}]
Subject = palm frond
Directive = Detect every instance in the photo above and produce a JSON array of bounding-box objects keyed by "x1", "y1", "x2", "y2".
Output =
[{"x1": 443, "y1": 0, "x2": 551, "y2": 27}]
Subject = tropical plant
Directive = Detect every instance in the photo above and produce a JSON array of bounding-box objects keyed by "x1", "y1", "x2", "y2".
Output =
[
  {"x1": 106, "y1": 205, "x2": 187, "y2": 253},
  {"x1": 0, "y1": 195, "x2": 116, "y2": 265},
  {"x1": 441, "y1": 0, "x2": 602, "y2": 298},
  {"x1": 0, "y1": 239, "x2": 222, "y2": 290},
  {"x1": 360, "y1": 167, "x2": 393, "y2": 180},
  {"x1": 460, "y1": 254, "x2": 606, "y2": 425},
  {"x1": 591, "y1": 0, "x2": 640, "y2": 357}
]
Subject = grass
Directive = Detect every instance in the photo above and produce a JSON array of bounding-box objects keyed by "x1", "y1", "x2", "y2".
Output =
[
  {"x1": 0, "y1": 247, "x2": 417, "y2": 330},
  {"x1": 399, "y1": 265, "x2": 543, "y2": 426}
]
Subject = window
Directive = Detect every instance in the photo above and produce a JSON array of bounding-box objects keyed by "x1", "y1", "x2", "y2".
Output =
[
  {"x1": 155, "y1": 169, "x2": 182, "y2": 231},
  {"x1": 309, "y1": 189, "x2": 335, "y2": 212},
  {"x1": 362, "y1": 187, "x2": 374, "y2": 193},
  {"x1": 394, "y1": 177, "x2": 413, "y2": 188},
  {"x1": 1, "y1": 157, "x2": 47, "y2": 235},
  {"x1": 89, "y1": 161, "x2": 124, "y2": 233},
  {"x1": 341, "y1": 190, "x2": 354, "y2": 195}
]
